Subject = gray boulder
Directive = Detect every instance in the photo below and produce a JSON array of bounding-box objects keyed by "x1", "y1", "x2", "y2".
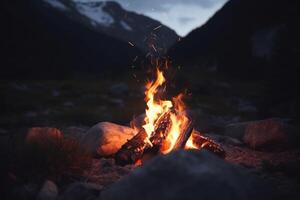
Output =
[
  {"x1": 37, "y1": 180, "x2": 58, "y2": 200},
  {"x1": 59, "y1": 182, "x2": 102, "y2": 200},
  {"x1": 226, "y1": 118, "x2": 300, "y2": 150},
  {"x1": 81, "y1": 122, "x2": 136, "y2": 157},
  {"x1": 243, "y1": 118, "x2": 299, "y2": 150},
  {"x1": 11, "y1": 182, "x2": 39, "y2": 200},
  {"x1": 225, "y1": 121, "x2": 249, "y2": 140},
  {"x1": 100, "y1": 150, "x2": 271, "y2": 200}
]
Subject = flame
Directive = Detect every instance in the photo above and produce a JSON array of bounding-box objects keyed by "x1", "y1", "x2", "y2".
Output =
[
  {"x1": 160, "y1": 95, "x2": 189, "y2": 154},
  {"x1": 185, "y1": 134, "x2": 199, "y2": 149},
  {"x1": 142, "y1": 69, "x2": 172, "y2": 138},
  {"x1": 141, "y1": 69, "x2": 189, "y2": 153}
]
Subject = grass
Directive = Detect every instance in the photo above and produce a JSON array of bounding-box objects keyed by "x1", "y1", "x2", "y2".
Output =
[
  {"x1": 0, "y1": 68, "x2": 267, "y2": 132},
  {"x1": 0, "y1": 128, "x2": 92, "y2": 200},
  {"x1": 0, "y1": 79, "x2": 145, "y2": 130}
]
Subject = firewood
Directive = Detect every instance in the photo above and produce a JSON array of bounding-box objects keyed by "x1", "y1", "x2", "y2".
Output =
[
  {"x1": 115, "y1": 129, "x2": 149, "y2": 166},
  {"x1": 149, "y1": 110, "x2": 172, "y2": 149},
  {"x1": 115, "y1": 110, "x2": 197, "y2": 165},
  {"x1": 191, "y1": 134, "x2": 226, "y2": 158},
  {"x1": 115, "y1": 110, "x2": 174, "y2": 165},
  {"x1": 171, "y1": 120, "x2": 194, "y2": 151}
]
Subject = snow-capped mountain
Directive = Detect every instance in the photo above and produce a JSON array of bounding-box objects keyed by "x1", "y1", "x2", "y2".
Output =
[
  {"x1": 42, "y1": 0, "x2": 178, "y2": 53},
  {"x1": 1, "y1": 0, "x2": 143, "y2": 78}
]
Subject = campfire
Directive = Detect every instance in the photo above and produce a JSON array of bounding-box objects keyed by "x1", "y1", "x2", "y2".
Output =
[{"x1": 115, "y1": 68, "x2": 225, "y2": 165}]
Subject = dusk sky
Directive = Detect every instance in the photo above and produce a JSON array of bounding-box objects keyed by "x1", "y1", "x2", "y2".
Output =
[{"x1": 76, "y1": 0, "x2": 228, "y2": 36}]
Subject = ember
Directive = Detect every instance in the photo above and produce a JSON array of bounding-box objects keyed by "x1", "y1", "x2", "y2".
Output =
[{"x1": 115, "y1": 68, "x2": 225, "y2": 165}]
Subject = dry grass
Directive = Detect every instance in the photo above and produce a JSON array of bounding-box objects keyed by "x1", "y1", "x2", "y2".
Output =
[{"x1": 4, "y1": 130, "x2": 92, "y2": 184}]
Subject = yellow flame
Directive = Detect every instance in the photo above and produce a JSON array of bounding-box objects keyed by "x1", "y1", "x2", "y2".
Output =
[
  {"x1": 142, "y1": 69, "x2": 190, "y2": 153},
  {"x1": 185, "y1": 135, "x2": 198, "y2": 149},
  {"x1": 142, "y1": 69, "x2": 172, "y2": 138},
  {"x1": 160, "y1": 94, "x2": 189, "y2": 154}
]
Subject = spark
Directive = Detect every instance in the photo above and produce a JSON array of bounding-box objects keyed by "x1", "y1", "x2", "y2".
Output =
[
  {"x1": 128, "y1": 41, "x2": 134, "y2": 47},
  {"x1": 151, "y1": 45, "x2": 157, "y2": 52},
  {"x1": 153, "y1": 25, "x2": 162, "y2": 31}
]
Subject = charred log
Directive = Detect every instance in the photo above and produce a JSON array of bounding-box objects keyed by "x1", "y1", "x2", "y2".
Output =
[
  {"x1": 116, "y1": 110, "x2": 183, "y2": 165},
  {"x1": 191, "y1": 134, "x2": 226, "y2": 158},
  {"x1": 115, "y1": 129, "x2": 149, "y2": 166},
  {"x1": 147, "y1": 110, "x2": 173, "y2": 153},
  {"x1": 115, "y1": 111, "x2": 224, "y2": 165},
  {"x1": 115, "y1": 111, "x2": 175, "y2": 165},
  {"x1": 171, "y1": 120, "x2": 194, "y2": 151}
]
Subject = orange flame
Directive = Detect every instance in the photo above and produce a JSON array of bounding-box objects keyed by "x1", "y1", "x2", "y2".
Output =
[
  {"x1": 142, "y1": 69, "x2": 172, "y2": 139},
  {"x1": 185, "y1": 133, "x2": 199, "y2": 149},
  {"x1": 142, "y1": 69, "x2": 189, "y2": 153}
]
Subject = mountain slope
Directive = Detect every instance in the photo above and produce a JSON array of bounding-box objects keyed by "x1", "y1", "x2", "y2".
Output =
[
  {"x1": 169, "y1": 0, "x2": 300, "y2": 119},
  {"x1": 43, "y1": 0, "x2": 179, "y2": 53},
  {"x1": 169, "y1": 0, "x2": 300, "y2": 78},
  {"x1": 1, "y1": 0, "x2": 143, "y2": 79}
]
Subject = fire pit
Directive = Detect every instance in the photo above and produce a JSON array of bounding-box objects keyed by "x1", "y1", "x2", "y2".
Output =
[{"x1": 115, "y1": 69, "x2": 225, "y2": 165}]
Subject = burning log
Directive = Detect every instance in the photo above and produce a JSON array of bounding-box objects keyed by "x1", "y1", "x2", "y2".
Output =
[
  {"x1": 171, "y1": 120, "x2": 194, "y2": 151},
  {"x1": 115, "y1": 129, "x2": 149, "y2": 166},
  {"x1": 148, "y1": 110, "x2": 173, "y2": 151},
  {"x1": 115, "y1": 68, "x2": 225, "y2": 166},
  {"x1": 115, "y1": 110, "x2": 175, "y2": 166},
  {"x1": 115, "y1": 111, "x2": 194, "y2": 166},
  {"x1": 189, "y1": 133, "x2": 226, "y2": 158}
]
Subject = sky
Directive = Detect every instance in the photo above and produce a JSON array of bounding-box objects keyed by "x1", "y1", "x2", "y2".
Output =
[{"x1": 75, "y1": 0, "x2": 228, "y2": 36}]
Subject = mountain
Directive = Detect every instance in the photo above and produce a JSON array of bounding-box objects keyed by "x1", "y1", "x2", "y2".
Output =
[
  {"x1": 42, "y1": 0, "x2": 178, "y2": 53},
  {"x1": 1, "y1": 0, "x2": 145, "y2": 79},
  {"x1": 169, "y1": 0, "x2": 300, "y2": 78},
  {"x1": 169, "y1": 0, "x2": 300, "y2": 119},
  {"x1": 1, "y1": 0, "x2": 178, "y2": 79}
]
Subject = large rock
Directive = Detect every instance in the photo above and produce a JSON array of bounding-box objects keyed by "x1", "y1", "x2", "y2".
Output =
[
  {"x1": 81, "y1": 122, "x2": 136, "y2": 157},
  {"x1": 100, "y1": 150, "x2": 271, "y2": 200},
  {"x1": 37, "y1": 180, "x2": 58, "y2": 200},
  {"x1": 63, "y1": 126, "x2": 89, "y2": 141},
  {"x1": 225, "y1": 118, "x2": 300, "y2": 150},
  {"x1": 225, "y1": 122, "x2": 249, "y2": 140},
  {"x1": 243, "y1": 118, "x2": 294, "y2": 150},
  {"x1": 26, "y1": 127, "x2": 63, "y2": 146},
  {"x1": 11, "y1": 182, "x2": 39, "y2": 200},
  {"x1": 59, "y1": 182, "x2": 102, "y2": 200}
]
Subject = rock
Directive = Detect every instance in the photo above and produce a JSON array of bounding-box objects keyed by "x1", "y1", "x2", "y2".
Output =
[
  {"x1": 83, "y1": 158, "x2": 133, "y2": 187},
  {"x1": 11, "y1": 182, "x2": 39, "y2": 200},
  {"x1": 52, "y1": 89, "x2": 60, "y2": 97},
  {"x1": 207, "y1": 133, "x2": 244, "y2": 146},
  {"x1": 81, "y1": 122, "x2": 136, "y2": 157},
  {"x1": 109, "y1": 83, "x2": 129, "y2": 96},
  {"x1": 59, "y1": 182, "x2": 102, "y2": 200},
  {"x1": 130, "y1": 114, "x2": 145, "y2": 130},
  {"x1": 26, "y1": 127, "x2": 63, "y2": 146},
  {"x1": 243, "y1": 119, "x2": 291, "y2": 150},
  {"x1": 226, "y1": 118, "x2": 300, "y2": 150},
  {"x1": 63, "y1": 126, "x2": 89, "y2": 141},
  {"x1": 194, "y1": 112, "x2": 240, "y2": 133},
  {"x1": 37, "y1": 180, "x2": 58, "y2": 200},
  {"x1": 225, "y1": 122, "x2": 249, "y2": 140},
  {"x1": 101, "y1": 150, "x2": 271, "y2": 200}
]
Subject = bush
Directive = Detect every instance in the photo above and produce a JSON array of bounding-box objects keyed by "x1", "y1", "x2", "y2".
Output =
[{"x1": 10, "y1": 128, "x2": 92, "y2": 183}]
